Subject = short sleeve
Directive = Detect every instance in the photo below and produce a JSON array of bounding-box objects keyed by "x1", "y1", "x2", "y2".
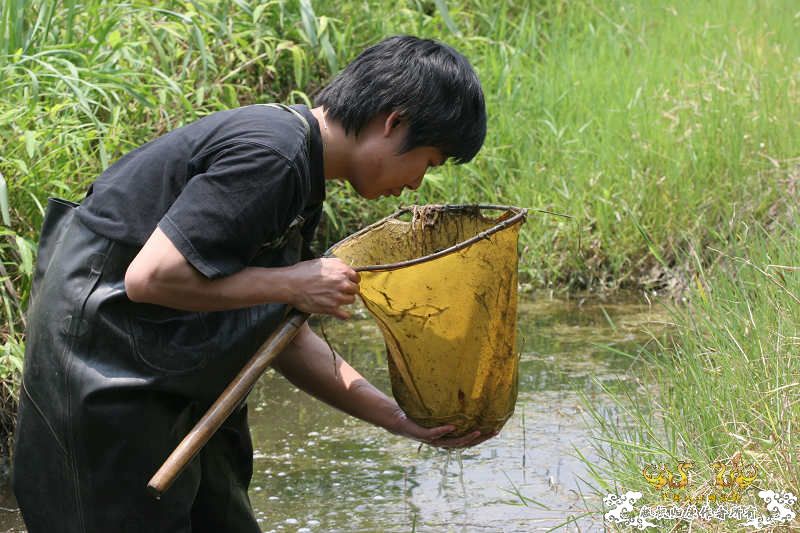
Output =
[{"x1": 158, "y1": 142, "x2": 305, "y2": 279}]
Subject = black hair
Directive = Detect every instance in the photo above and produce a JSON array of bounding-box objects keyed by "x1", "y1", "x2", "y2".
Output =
[{"x1": 315, "y1": 35, "x2": 486, "y2": 164}]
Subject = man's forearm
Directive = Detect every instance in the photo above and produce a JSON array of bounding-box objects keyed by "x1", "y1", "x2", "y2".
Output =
[
  {"x1": 125, "y1": 227, "x2": 295, "y2": 311},
  {"x1": 125, "y1": 227, "x2": 358, "y2": 317},
  {"x1": 272, "y1": 323, "x2": 403, "y2": 431}
]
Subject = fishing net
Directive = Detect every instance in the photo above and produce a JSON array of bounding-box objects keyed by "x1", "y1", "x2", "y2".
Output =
[{"x1": 328, "y1": 205, "x2": 526, "y2": 437}]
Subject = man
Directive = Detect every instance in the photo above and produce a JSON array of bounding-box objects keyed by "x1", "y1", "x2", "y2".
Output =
[{"x1": 13, "y1": 35, "x2": 488, "y2": 532}]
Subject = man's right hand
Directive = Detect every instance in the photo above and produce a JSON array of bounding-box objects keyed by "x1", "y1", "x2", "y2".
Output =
[{"x1": 285, "y1": 258, "x2": 360, "y2": 319}]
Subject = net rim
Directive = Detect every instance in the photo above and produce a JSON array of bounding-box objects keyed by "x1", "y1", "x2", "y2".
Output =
[{"x1": 326, "y1": 204, "x2": 527, "y2": 272}]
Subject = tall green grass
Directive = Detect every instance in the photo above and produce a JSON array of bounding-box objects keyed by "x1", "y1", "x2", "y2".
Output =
[
  {"x1": 1, "y1": 0, "x2": 342, "y2": 451},
  {"x1": 338, "y1": 0, "x2": 799, "y2": 290},
  {"x1": 578, "y1": 217, "x2": 799, "y2": 528}
]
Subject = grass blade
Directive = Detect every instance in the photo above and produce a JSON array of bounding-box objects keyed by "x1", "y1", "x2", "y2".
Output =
[{"x1": 433, "y1": 0, "x2": 461, "y2": 36}]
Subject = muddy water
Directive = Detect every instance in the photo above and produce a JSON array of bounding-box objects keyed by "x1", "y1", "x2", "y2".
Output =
[{"x1": 0, "y1": 295, "x2": 666, "y2": 532}]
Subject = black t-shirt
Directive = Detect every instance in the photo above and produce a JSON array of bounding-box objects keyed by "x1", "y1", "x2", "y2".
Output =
[{"x1": 77, "y1": 104, "x2": 325, "y2": 279}]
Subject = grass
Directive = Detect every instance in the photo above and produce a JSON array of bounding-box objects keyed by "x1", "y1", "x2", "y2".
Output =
[
  {"x1": 577, "y1": 218, "x2": 799, "y2": 529},
  {"x1": 2, "y1": 1, "x2": 797, "y2": 302},
  {"x1": 0, "y1": 0, "x2": 798, "y2": 510},
  {"x1": 316, "y1": 0, "x2": 799, "y2": 290},
  {"x1": 1, "y1": 0, "x2": 342, "y2": 456}
]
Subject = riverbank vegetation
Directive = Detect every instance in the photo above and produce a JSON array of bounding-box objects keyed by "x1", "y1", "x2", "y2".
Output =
[
  {"x1": 581, "y1": 220, "x2": 798, "y2": 528},
  {"x1": 1, "y1": 0, "x2": 797, "y2": 518}
]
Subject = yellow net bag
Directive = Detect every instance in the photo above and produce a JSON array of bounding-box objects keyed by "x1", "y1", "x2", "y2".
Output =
[{"x1": 329, "y1": 205, "x2": 526, "y2": 437}]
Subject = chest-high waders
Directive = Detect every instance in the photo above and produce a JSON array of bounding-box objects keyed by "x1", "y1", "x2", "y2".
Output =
[{"x1": 13, "y1": 105, "x2": 312, "y2": 533}]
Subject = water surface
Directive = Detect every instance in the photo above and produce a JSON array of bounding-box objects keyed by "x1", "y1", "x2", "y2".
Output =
[{"x1": 0, "y1": 294, "x2": 667, "y2": 532}]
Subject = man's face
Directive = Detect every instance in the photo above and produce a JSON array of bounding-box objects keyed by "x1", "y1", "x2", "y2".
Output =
[{"x1": 347, "y1": 113, "x2": 445, "y2": 199}]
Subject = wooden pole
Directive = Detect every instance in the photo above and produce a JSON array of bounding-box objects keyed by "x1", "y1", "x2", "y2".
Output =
[{"x1": 146, "y1": 309, "x2": 310, "y2": 499}]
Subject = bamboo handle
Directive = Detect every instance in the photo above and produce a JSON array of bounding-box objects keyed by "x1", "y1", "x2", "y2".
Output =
[{"x1": 147, "y1": 308, "x2": 310, "y2": 499}]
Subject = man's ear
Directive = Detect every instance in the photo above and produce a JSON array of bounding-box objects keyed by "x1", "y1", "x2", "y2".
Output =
[{"x1": 383, "y1": 110, "x2": 403, "y2": 137}]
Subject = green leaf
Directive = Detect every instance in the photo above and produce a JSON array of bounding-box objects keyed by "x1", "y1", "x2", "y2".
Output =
[
  {"x1": 630, "y1": 213, "x2": 667, "y2": 268},
  {"x1": 322, "y1": 202, "x2": 340, "y2": 231},
  {"x1": 321, "y1": 33, "x2": 337, "y2": 72},
  {"x1": 318, "y1": 16, "x2": 329, "y2": 36},
  {"x1": 433, "y1": 0, "x2": 461, "y2": 36},
  {"x1": 223, "y1": 84, "x2": 237, "y2": 107},
  {"x1": 0, "y1": 172, "x2": 9, "y2": 226},
  {"x1": 9, "y1": 352, "x2": 24, "y2": 373},
  {"x1": 11, "y1": 158, "x2": 29, "y2": 176},
  {"x1": 107, "y1": 30, "x2": 122, "y2": 47},
  {"x1": 15, "y1": 235, "x2": 34, "y2": 277},
  {"x1": 98, "y1": 139, "x2": 109, "y2": 170},
  {"x1": 299, "y1": 0, "x2": 318, "y2": 47},
  {"x1": 196, "y1": 85, "x2": 205, "y2": 107},
  {"x1": 253, "y1": 3, "x2": 268, "y2": 23},
  {"x1": 289, "y1": 90, "x2": 311, "y2": 106},
  {"x1": 24, "y1": 130, "x2": 36, "y2": 158},
  {"x1": 290, "y1": 45, "x2": 305, "y2": 87}
]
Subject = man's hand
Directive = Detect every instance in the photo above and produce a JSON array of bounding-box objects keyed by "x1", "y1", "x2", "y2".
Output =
[
  {"x1": 385, "y1": 408, "x2": 497, "y2": 449},
  {"x1": 285, "y1": 258, "x2": 360, "y2": 319}
]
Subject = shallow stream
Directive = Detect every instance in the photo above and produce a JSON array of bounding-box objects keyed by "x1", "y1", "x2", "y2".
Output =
[{"x1": 0, "y1": 294, "x2": 666, "y2": 532}]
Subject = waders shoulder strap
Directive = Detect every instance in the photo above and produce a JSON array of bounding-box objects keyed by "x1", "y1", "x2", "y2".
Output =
[
  {"x1": 259, "y1": 102, "x2": 311, "y2": 153},
  {"x1": 255, "y1": 103, "x2": 314, "y2": 251}
]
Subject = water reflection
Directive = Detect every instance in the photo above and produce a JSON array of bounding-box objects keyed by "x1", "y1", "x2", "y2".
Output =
[{"x1": 0, "y1": 294, "x2": 666, "y2": 532}]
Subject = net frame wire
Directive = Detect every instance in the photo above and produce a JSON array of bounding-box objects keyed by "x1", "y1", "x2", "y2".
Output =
[{"x1": 326, "y1": 204, "x2": 528, "y2": 272}]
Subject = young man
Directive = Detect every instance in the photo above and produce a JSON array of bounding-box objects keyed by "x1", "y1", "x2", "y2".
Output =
[{"x1": 13, "y1": 35, "x2": 488, "y2": 532}]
